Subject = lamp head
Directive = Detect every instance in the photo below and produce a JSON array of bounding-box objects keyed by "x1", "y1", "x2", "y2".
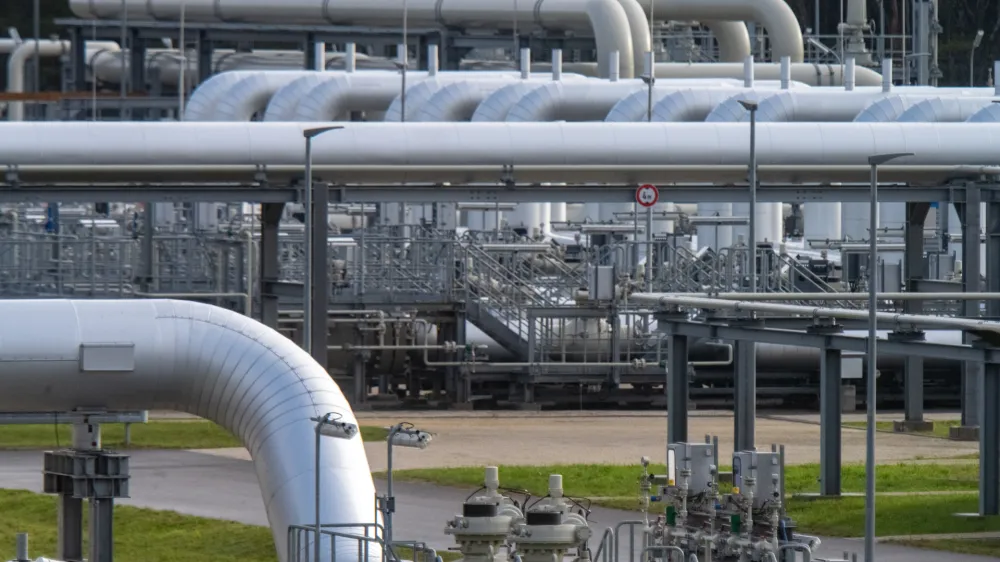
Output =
[
  {"x1": 868, "y1": 152, "x2": 914, "y2": 166},
  {"x1": 974, "y1": 30, "x2": 985, "y2": 49},
  {"x1": 738, "y1": 100, "x2": 758, "y2": 111},
  {"x1": 303, "y1": 125, "x2": 344, "y2": 139}
]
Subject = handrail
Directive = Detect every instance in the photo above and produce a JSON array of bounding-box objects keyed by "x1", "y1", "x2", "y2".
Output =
[
  {"x1": 639, "y1": 545, "x2": 687, "y2": 562},
  {"x1": 287, "y1": 523, "x2": 388, "y2": 562},
  {"x1": 629, "y1": 294, "x2": 1000, "y2": 337}
]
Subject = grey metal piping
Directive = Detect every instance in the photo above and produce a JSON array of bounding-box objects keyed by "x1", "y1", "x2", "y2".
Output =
[{"x1": 0, "y1": 299, "x2": 377, "y2": 562}]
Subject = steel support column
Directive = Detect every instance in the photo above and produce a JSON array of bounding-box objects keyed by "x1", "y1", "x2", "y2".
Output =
[
  {"x1": 259, "y1": 202, "x2": 284, "y2": 329},
  {"x1": 57, "y1": 496, "x2": 83, "y2": 562},
  {"x1": 903, "y1": 202, "x2": 930, "y2": 424},
  {"x1": 819, "y1": 347, "x2": 842, "y2": 496},
  {"x1": 981, "y1": 361, "x2": 1000, "y2": 515},
  {"x1": 140, "y1": 203, "x2": 154, "y2": 293},
  {"x1": 987, "y1": 200, "x2": 1000, "y2": 320},
  {"x1": 310, "y1": 181, "x2": 329, "y2": 370},
  {"x1": 88, "y1": 499, "x2": 114, "y2": 562},
  {"x1": 959, "y1": 186, "x2": 983, "y2": 428},
  {"x1": 667, "y1": 332, "x2": 689, "y2": 444},
  {"x1": 734, "y1": 339, "x2": 756, "y2": 452}
]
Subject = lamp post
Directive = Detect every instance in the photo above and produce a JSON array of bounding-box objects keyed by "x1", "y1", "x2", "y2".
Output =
[
  {"x1": 384, "y1": 422, "x2": 432, "y2": 549},
  {"x1": 302, "y1": 126, "x2": 344, "y2": 355},
  {"x1": 864, "y1": 152, "x2": 913, "y2": 562},
  {"x1": 738, "y1": 100, "x2": 758, "y2": 293},
  {"x1": 970, "y1": 30, "x2": 985, "y2": 87},
  {"x1": 397, "y1": 0, "x2": 409, "y2": 122},
  {"x1": 311, "y1": 413, "x2": 359, "y2": 562}
]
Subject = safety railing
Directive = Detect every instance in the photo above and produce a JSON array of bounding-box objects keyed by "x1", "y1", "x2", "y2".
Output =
[{"x1": 287, "y1": 523, "x2": 444, "y2": 562}]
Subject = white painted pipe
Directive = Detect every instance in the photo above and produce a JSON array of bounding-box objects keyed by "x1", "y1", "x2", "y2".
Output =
[
  {"x1": 520, "y1": 48, "x2": 531, "y2": 79},
  {"x1": 313, "y1": 43, "x2": 327, "y2": 71},
  {"x1": 0, "y1": 299, "x2": 376, "y2": 562},
  {"x1": 419, "y1": 78, "x2": 569, "y2": 122},
  {"x1": 743, "y1": 55, "x2": 754, "y2": 87},
  {"x1": 779, "y1": 56, "x2": 790, "y2": 89},
  {"x1": 7, "y1": 122, "x2": 1000, "y2": 185},
  {"x1": 650, "y1": 0, "x2": 803, "y2": 62},
  {"x1": 345, "y1": 43, "x2": 356, "y2": 73},
  {"x1": 7, "y1": 40, "x2": 120, "y2": 121},
  {"x1": 605, "y1": 83, "x2": 799, "y2": 122},
  {"x1": 552, "y1": 49, "x2": 563, "y2": 82},
  {"x1": 383, "y1": 73, "x2": 529, "y2": 122},
  {"x1": 428, "y1": 45, "x2": 439, "y2": 76},
  {"x1": 882, "y1": 59, "x2": 892, "y2": 92},
  {"x1": 897, "y1": 97, "x2": 999, "y2": 122},
  {"x1": 608, "y1": 50, "x2": 620, "y2": 82},
  {"x1": 508, "y1": 80, "x2": 751, "y2": 122},
  {"x1": 844, "y1": 57, "x2": 856, "y2": 91}
]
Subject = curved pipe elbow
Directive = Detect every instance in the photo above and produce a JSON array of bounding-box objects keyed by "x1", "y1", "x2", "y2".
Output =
[
  {"x1": 0, "y1": 299, "x2": 378, "y2": 562},
  {"x1": 703, "y1": 21, "x2": 752, "y2": 62},
  {"x1": 615, "y1": 0, "x2": 651, "y2": 74},
  {"x1": 587, "y1": 0, "x2": 635, "y2": 79}
]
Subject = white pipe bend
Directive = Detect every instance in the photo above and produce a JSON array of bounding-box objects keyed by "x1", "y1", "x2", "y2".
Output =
[{"x1": 0, "y1": 299, "x2": 377, "y2": 562}]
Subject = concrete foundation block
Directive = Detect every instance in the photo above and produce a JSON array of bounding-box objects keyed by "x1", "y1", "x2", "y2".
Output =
[
  {"x1": 949, "y1": 425, "x2": 980, "y2": 441},
  {"x1": 841, "y1": 385, "x2": 857, "y2": 413},
  {"x1": 893, "y1": 420, "x2": 934, "y2": 433}
]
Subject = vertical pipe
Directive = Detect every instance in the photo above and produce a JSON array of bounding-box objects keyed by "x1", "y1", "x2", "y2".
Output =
[
  {"x1": 845, "y1": 56, "x2": 856, "y2": 91},
  {"x1": 865, "y1": 162, "x2": 879, "y2": 562},
  {"x1": 645, "y1": 51, "x2": 655, "y2": 122},
  {"x1": 743, "y1": 55, "x2": 754, "y2": 87},
  {"x1": 780, "y1": 56, "x2": 790, "y2": 89},
  {"x1": 552, "y1": 49, "x2": 562, "y2": 81},
  {"x1": 609, "y1": 50, "x2": 620, "y2": 82},
  {"x1": 427, "y1": 44, "x2": 438, "y2": 76},
  {"x1": 345, "y1": 43, "x2": 356, "y2": 73},
  {"x1": 313, "y1": 42, "x2": 326, "y2": 71},
  {"x1": 994, "y1": 61, "x2": 1000, "y2": 95},
  {"x1": 520, "y1": 47, "x2": 531, "y2": 79},
  {"x1": 882, "y1": 58, "x2": 892, "y2": 92}
]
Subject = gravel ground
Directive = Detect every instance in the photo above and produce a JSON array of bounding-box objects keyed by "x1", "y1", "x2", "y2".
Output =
[{"x1": 189, "y1": 410, "x2": 977, "y2": 470}]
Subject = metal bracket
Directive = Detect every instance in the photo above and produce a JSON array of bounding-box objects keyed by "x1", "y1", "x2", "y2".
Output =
[
  {"x1": 253, "y1": 164, "x2": 268, "y2": 185},
  {"x1": 500, "y1": 164, "x2": 515, "y2": 187},
  {"x1": 5, "y1": 165, "x2": 20, "y2": 188},
  {"x1": 807, "y1": 319, "x2": 844, "y2": 335},
  {"x1": 887, "y1": 330, "x2": 926, "y2": 342}
]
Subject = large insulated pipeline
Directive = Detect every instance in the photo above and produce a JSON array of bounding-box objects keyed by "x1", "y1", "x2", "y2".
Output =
[
  {"x1": 5, "y1": 122, "x2": 1000, "y2": 185},
  {"x1": 0, "y1": 299, "x2": 377, "y2": 562}
]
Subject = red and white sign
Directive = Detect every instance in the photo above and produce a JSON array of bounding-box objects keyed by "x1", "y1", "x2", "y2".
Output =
[{"x1": 636, "y1": 184, "x2": 659, "y2": 208}]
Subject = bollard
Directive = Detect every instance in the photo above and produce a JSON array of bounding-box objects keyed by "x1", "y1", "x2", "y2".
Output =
[{"x1": 16, "y1": 532, "x2": 28, "y2": 562}]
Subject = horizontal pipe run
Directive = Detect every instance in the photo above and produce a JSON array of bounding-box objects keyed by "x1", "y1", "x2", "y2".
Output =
[{"x1": 629, "y1": 294, "x2": 1000, "y2": 335}]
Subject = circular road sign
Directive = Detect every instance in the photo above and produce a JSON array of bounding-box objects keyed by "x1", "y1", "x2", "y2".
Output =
[{"x1": 636, "y1": 184, "x2": 659, "y2": 208}]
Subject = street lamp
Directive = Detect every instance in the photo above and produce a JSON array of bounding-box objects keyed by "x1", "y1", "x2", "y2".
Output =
[
  {"x1": 738, "y1": 99, "x2": 758, "y2": 294},
  {"x1": 311, "y1": 413, "x2": 359, "y2": 562},
  {"x1": 384, "y1": 422, "x2": 432, "y2": 549},
  {"x1": 864, "y1": 152, "x2": 913, "y2": 562},
  {"x1": 302, "y1": 126, "x2": 344, "y2": 355},
  {"x1": 971, "y1": 30, "x2": 985, "y2": 87}
]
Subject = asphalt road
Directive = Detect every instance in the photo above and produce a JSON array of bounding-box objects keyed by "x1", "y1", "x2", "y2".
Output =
[{"x1": 1, "y1": 450, "x2": 996, "y2": 562}]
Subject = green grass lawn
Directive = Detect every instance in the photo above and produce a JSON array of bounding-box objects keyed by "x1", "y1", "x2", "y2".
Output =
[
  {"x1": 389, "y1": 462, "x2": 1000, "y2": 539},
  {"x1": 891, "y1": 538, "x2": 1000, "y2": 557},
  {"x1": 389, "y1": 461, "x2": 981, "y2": 499},
  {"x1": 0, "y1": 421, "x2": 390, "y2": 450},
  {"x1": 844, "y1": 419, "x2": 961, "y2": 439},
  {"x1": 0, "y1": 489, "x2": 457, "y2": 562}
]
